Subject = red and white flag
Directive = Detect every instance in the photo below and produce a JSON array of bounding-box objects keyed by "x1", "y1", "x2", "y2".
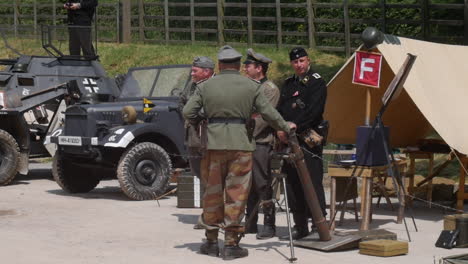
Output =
[{"x1": 352, "y1": 51, "x2": 383, "y2": 88}]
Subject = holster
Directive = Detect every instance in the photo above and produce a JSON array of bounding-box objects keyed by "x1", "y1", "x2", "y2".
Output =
[
  {"x1": 300, "y1": 120, "x2": 329, "y2": 148},
  {"x1": 246, "y1": 118, "x2": 256, "y2": 142},
  {"x1": 199, "y1": 119, "x2": 208, "y2": 154}
]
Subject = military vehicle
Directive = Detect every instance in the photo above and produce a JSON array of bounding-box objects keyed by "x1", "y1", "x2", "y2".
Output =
[
  {"x1": 47, "y1": 64, "x2": 192, "y2": 200},
  {"x1": 0, "y1": 27, "x2": 120, "y2": 185}
]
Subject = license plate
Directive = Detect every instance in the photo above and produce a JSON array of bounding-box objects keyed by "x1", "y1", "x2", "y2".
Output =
[{"x1": 58, "y1": 136, "x2": 82, "y2": 146}]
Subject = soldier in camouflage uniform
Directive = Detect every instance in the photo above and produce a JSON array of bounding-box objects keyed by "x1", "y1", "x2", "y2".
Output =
[
  {"x1": 243, "y1": 48, "x2": 279, "y2": 239},
  {"x1": 183, "y1": 46, "x2": 293, "y2": 260}
]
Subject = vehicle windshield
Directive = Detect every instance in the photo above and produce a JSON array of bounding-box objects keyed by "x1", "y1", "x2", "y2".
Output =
[{"x1": 119, "y1": 65, "x2": 191, "y2": 98}]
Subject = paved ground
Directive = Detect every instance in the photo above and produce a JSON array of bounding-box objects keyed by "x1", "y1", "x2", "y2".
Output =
[{"x1": 0, "y1": 161, "x2": 466, "y2": 264}]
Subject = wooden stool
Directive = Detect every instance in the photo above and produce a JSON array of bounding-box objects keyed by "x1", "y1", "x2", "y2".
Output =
[
  {"x1": 330, "y1": 177, "x2": 359, "y2": 230},
  {"x1": 406, "y1": 151, "x2": 434, "y2": 207},
  {"x1": 457, "y1": 155, "x2": 468, "y2": 211},
  {"x1": 328, "y1": 162, "x2": 406, "y2": 231}
]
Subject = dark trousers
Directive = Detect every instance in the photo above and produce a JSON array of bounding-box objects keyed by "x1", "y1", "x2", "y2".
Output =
[
  {"x1": 188, "y1": 147, "x2": 202, "y2": 178},
  {"x1": 246, "y1": 144, "x2": 275, "y2": 226},
  {"x1": 68, "y1": 26, "x2": 95, "y2": 57},
  {"x1": 283, "y1": 144, "x2": 326, "y2": 227}
]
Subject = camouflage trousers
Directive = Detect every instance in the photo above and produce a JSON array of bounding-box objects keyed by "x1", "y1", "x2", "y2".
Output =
[{"x1": 197, "y1": 150, "x2": 252, "y2": 246}]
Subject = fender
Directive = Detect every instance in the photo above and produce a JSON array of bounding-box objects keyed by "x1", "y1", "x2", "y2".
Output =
[{"x1": 101, "y1": 123, "x2": 185, "y2": 154}]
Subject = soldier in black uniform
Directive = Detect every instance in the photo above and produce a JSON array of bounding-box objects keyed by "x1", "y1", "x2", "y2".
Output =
[
  {"x1": 277, "y1": 47, "x2": 327, "y2": 239},
  {"x1": 64, "y1": 0, "x2": 98, "y2": 57}
]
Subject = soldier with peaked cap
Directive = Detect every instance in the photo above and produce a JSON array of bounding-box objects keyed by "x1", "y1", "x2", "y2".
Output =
[
  {"x1": 181, "y1": 56, "x2": 215, "y2": 180},
  {"x1": 277, "y1": 47, "x2": 328, "y2": 240},
  {"x1": 183, "y1": 45, "x2": 294, "y2": 260},
  {"x1": 243, "y1": 48, "x2": 279, "y2": 239}
]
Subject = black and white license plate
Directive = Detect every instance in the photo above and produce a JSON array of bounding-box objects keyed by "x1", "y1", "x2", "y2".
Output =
[{"x1": 58, "y1": 136, "x2": 82, "y2": 146}]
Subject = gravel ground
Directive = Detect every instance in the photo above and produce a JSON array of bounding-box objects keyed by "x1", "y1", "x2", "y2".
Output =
[{"x1": 0, "y1": 161, "x2": 466, "y2": 264}]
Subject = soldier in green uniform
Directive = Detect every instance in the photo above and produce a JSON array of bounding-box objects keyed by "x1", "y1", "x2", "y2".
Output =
[
  {"x1": 183, "y1": 45, "x2": 293, "y2": 260},
  {"x1": 182, "y1": 56, "x2": 215, "y2": 179},
  {"x1": 243, "y1": 48, "x2": 279, "y2": 239}
]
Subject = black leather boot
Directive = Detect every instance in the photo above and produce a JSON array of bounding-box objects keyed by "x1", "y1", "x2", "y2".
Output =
[
  {"x1": 222, "y1": 245, "x2": 248, "y2": 260},
  {"x1": 256, "y1": 205, "x2": 276, "y2": 239},
  {"x1": 291, "y1": 225, "x2": 309, "y2": 240},
  {"x1": 245, "y1": 223, "x2": 258, "y2": 234},
  {"x1": 199, "y1": 241, "x2": 219, "y2": 257}
]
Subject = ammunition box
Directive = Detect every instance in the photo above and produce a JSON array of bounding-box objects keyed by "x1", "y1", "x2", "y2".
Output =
[
  {"x1": 444, "y1": 213, "x2": 468, "y2": 231},
  {"x1": 177, "y1": 174, "x2": 204, "y2": 208},
  {"x1": 359, "y1": 240, "x2": 408, "y2": 257}
]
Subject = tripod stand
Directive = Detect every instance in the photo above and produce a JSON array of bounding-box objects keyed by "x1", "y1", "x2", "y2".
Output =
[{"x1": 241, "y1": 152, "x2": 297, "y2": 263}]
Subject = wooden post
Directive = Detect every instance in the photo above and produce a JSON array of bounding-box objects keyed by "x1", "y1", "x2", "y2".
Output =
[
  {"x1": 33, "y1": 0, "x2": 37, "y2": 37},
  {"x1": 276, "y1": 0, "x2": 282, "y2": 48},
  {"x1": 52, "y1": 0, "x2": 56, "y2": 26},
  {"x1": 427, "y1": 153, "x2": 434, "y2": 208},
  {"x1": 13, "y1": 0, "x2": 18, "y2": 38},
  {"x1": 329, "y1": 176, "x2": 336, "y2": 230},
  {"x1": 306, "y1": 0, "x2": 316, "y2": 49},
  {"x1": 190, "y1": 0, "x2": 195, "y2": 44},
  {"x1": 138, "y1": 0, "x2": 145, "y2": 41},
  {"x1": 457, "y1": 156, "x2": 468, "y2": 211},
  {"x1": 116, "y1": 2, "x2": 120, "y2": 43},
  {"x1": 164, "y1": 0, "x2": 169, "y2": 44},
  {"x1": 247, "y1": 0, "x2": 253, "y2": 47},
  {"x1": 381, "y1": 0, "x2": 386, "y2": 33},
  {"x1": 464, "y1": 0, "x2": 468, "y2": 44},
  {"x1": 343, "y1": 0, "x2": 351, "y2": 57},
  {"x1": 51, "y1": 0, "x2": 57, "y2": 41},
  {"x1": 422, "y1": 0, "x2": 429, "y2": 41},
  {"x1": 217, "y1": 0, "x2": 225, "y2": 45},
  {"x1": 365, "y1": 88, "x2": 371, "y2": 126},
  {"x1": 121, "y1": 0, "x2": 131, "y2": 43}
]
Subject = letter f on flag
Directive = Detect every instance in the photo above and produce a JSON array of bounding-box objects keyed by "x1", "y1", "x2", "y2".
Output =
[{"x1": 360, "y1": 58, "x2": 375, "y2": 79}]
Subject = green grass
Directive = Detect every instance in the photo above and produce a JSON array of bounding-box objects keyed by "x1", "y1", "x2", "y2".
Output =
[{"x1": 0, "y1": 38, "x2": 346, "y2": 85}]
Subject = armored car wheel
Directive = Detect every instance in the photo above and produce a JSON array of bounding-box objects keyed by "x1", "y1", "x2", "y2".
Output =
[
  {"x1": 117, "y1": 142, "x2": 172, "y2": 200},
  {"x1": 52, "y1": 155, "x2": 101, "y2": 193},
  {"x1": 0, "y1": 129, "x2": 20, "y2": 185}
]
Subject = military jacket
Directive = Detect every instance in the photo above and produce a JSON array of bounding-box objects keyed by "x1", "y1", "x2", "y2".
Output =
[
  {"x1": 182, "y1": 80, "x2": 207, "y2": 148},
  {"x1": 67, "y1": 0, "x2": 97, "y2": 26},
  {"x1": 183, "y1": 70, "x2": 289, "y2": 151},
  {"x1": 277, "y1": 68, "x2": 327, "y2": 134},
  {"x1": 252, "y1": 79, "x2": 280, "y2": 144}
]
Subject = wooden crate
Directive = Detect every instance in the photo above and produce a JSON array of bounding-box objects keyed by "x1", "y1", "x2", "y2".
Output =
[
  {"x1": 359, "y1": 240, "x2": 408, "y2": 257},
  {"x1": 177, "y1": 175, "x2": 204, "y2": 208},
  {"x1": 444, "y1": 214, "x2": 468, "y2": 231}
]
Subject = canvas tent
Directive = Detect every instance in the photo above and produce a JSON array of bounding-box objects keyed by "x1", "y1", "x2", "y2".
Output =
[{"x1": 325, "y1": 35, "x2": 468, "y2": 155}]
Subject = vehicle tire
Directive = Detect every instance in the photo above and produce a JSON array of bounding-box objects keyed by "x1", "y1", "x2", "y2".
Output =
[
  {"x1": 0, "y1": 129, "x2": 20, "y2": 185},
  {"x1": 117, "y1": 142, "x2": 172, "y2": 200},
  {"x1": 52, "y1": 155, "x2": 101, "y2": 193}
]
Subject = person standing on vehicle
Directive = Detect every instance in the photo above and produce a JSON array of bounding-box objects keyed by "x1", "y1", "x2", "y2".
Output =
[
  {"x1": 64, "y1": 0, "x2": 97, "y2": 57},
  {"x1": 277, "y1": 47, "x2": 328, "y2": 240},
  {"x1": 183, "y1": 45, "x2": 293, "y2": 260},
  {"x1": 243, "y1": 48, "x2": 279, "y2": 239}
]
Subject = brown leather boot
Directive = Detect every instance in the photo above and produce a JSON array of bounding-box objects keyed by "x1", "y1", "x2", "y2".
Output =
[
  {"x1": 222, "y1": 245, "x2": 248, "y2": 260},
  {"x1": 199, "y1": 241, "x2": 219, "y2": 257}
]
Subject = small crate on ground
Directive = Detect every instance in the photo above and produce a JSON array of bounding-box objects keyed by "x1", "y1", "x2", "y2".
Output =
[{"x1": 359, "y1": 239, "x2": 408, "y2": 257}]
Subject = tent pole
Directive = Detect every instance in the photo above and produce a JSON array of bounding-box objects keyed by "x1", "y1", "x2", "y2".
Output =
[{"x1": 365, "y1": 87, "x2": 371, "y2": 126}]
